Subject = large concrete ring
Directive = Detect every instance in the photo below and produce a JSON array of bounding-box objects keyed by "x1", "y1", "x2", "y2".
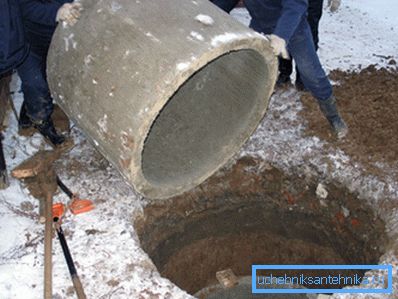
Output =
[{"x1": 47, "y1": 0, "x2": 277, "y2": 199}]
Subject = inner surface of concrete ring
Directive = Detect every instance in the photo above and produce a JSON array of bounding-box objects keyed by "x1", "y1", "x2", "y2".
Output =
[{"x1": 142, "y1": 49, "x2": 269, "y2": 188}]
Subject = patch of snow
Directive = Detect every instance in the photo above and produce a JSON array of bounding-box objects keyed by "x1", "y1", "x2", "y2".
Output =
[
  {"x1": 195, "y1": 14, "x2": 214, "y2": 26},
  {"x1": 97, "y1": 114, "x2": 108, "y2": 134},
  {"x1": 110, "y1": 1, "x2": 122, "y2": 12},
  {"x1": 211, "y1": 32, "x2": 238, "y2": 46},
  {"x1": 145, "y1": 32, "x2": 161, "y2": 43},
  {"x1": 316, "y1": 183, "x2": 328, "y2": 199},
  {"x1": 84, "y1": 54, "x2": 94, "y2": 66},
  {"x1": 190, "y1": 31, "x2": 204, "y2": 41},
  {"x1": 176, "y1": 62, "x2": 189, "y2": 71},
  {"x1": 63, "y1": 33, "x2": 76, "y2": 52}
]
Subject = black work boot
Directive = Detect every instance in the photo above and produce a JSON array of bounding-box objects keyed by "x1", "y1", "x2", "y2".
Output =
[
  {"x1": 295, "y1": 76, "x2": 307, "y2": 92},
  {"x1": 33, "y1": 118, "x2": 65, "y2": 146},
  {"x1": 18, "y1": 102, "x2": 33, "y2": 129},
  {"x1": 318, "y1": 96, "x2": 348, "y2": 139},
  {"x1": 276, "y1": 73, "x2": 291, "y2": 87}
]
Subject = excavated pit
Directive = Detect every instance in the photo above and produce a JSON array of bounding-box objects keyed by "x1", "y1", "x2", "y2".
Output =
[{"x1": 135, "y1": 157, "x2": 388, "y2": 298}]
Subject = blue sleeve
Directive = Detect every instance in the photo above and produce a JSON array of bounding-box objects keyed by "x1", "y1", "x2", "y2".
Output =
[
  {"x1": 0, "y1": 0, "x2": 28, "y2": 74},
  {"x1": 211, "y1": 0, "x2": 240, "y2": 13},
  {"x1": 273, "y1": 0, "x2": 308, "y2": 43},
  {"x1": 19, "y1": 0, "x2": 62, "y2": 27}
]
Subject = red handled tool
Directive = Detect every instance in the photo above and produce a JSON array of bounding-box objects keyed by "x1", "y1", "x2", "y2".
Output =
[
  {"x1": 52, "y1": 177, "x2": 93, "y2": 299},
  {"x1": 56, "y1": 175, "x2": 94, "y2": 215}
]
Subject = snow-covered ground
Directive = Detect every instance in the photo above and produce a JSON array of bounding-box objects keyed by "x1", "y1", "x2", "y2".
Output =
[
  {"x1": 1, "y1": 1, "x2": 398, "y2": 299},
  {"x1": 319, "y1": 0, "x2": 398, "y2": 71}
]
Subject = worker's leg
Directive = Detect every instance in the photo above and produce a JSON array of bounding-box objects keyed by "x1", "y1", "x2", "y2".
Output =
[
  {"x1": 210, "y1": 0, "x2": 240, "y2": 12},
  {"x1": 17, "y1": 51, "x2": 53, "y2": 122},
  {"x1": 289, "y1": 22, "x2": 331, "y2": 100},
  {"x1": 17, "y1": 51, "x2": 64, "y2": 145},
  {"x1": 296, "y1": 0, "x2": 324, "y2": 89},
  {"x1": 289, "y1": 22, "x2": 347, "y2": 138},
  {"x1": 277, "y1": 57, "x2": 293, "y2": 85},
  {"x1": 307, "y1": 0, "x2": 324, "y2": 51}
]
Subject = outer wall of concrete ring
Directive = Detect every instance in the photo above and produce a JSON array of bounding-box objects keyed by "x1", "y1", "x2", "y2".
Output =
[
  {"x1": 48, "y1": 24, "x2": 277, "y2": 200},
  {"x1": 133, "y1": 40, "x2": 278, "y2": 199}
]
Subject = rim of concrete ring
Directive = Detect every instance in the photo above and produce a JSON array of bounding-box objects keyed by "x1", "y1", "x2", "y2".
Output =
[{"x1": 131, "y1": 37, "x2": 277, "y2": 199}]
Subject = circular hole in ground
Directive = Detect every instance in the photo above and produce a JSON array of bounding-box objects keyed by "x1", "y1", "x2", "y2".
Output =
[
  {"x1": 142, "y1": 50, "x2": 271, "y2": 189},
  {"x1": 135, "y1": 157, "x2": 388, "y2": 298}
]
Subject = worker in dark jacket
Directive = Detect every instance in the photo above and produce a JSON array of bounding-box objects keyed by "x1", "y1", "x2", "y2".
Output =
[
  {"x1": 1, "y1": 0, "x2": 30, "y2": 189},
  {"x1": 278, "y1": 0, "x2": 341, "y2": 90},
  {"x1": 278, "y1": 0, "x2": 324, "y2": 89},
  {"x1": 0, "y1": 0, "x2": 29, "y2": 76},
  {"x1": 17, "y1": 0, "x2": 81, "y2": 146},
  {"x1": 211, "y1": 0, "x2": 347, "y2": 139}
]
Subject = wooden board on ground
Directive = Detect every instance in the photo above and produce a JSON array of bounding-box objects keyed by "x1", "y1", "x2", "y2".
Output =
[
  {"x1": 0, "y1": 75, "x2": 11, "y2": 128},
  {"x1": 12, "y1": 150, "x2": 59, "y2": 222},
  {"x1": 0, "y1": 74, "x2": 11, "y2": 189},
  {"x1": 12, "y1": 151, "x2": 60, "y2": 179}
]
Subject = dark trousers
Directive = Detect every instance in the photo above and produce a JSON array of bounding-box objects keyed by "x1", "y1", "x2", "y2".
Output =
[
  {"x1": 210, "y1": 0, "x2": 240, "y2": 12},
  {"x1": 287, "y1": 20, "x2": 332, "y2": 101},
  {"x1": 17, "y1": 47, "x2": 53, "y2": 122},
  {"x1": 279, "y1": 0, "x2": 324, "y2": 83}
]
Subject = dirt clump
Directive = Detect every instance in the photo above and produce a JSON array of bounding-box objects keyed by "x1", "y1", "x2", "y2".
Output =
[{"x1": 300, "y1": 66, "x2": 398, "y2": 178}]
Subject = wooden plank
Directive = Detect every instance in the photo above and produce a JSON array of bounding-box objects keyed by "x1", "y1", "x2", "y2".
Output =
[
  {"x1": 0, "y1": 75, "x2": 11, "y2": 128},
  {"x1": 12, "y1": 159, "x2": 45, "y2": 179},
  {"x1": 12, "y1": 151, "x2": 60, "y2": 179},
  {"x1": 0, "y1": 136, "x2": 8, "y2": 189},
  {"x1": 0, "y1": 75, "x2": 10, "y2": 189},
  {"x1": 44, "y1": 191, "x2": 53, "y2": 299}
]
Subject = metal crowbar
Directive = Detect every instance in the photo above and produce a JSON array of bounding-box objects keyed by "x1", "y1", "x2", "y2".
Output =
[{"x1": 53, "y1": 214, "x2": 87, "y2": 299}]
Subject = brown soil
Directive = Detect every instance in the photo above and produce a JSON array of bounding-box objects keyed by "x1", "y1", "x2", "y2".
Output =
[{"x1": 300, "y1": 65, "x2": 398, "y2": 178}]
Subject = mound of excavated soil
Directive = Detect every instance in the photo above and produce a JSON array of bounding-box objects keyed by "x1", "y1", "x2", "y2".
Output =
[{"x1": 300, "y1": 65, "x2": 398, "y2": 178}]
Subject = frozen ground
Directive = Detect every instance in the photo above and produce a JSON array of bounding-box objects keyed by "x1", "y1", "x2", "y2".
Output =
[{"x1": 1, "y1": 1, "x2": 398, "y2": 298}]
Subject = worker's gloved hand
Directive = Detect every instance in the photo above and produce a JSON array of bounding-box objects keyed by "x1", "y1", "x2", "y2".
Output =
[
  {"x1": 328, "y1": 0, "x2": 341, "y2": 13},
  {"x1": 56, "y1": 2, "x2": 83, "y2": 26},
  {"x1": 265, "y1": 34, "x2": 290, "y2": 59}
]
